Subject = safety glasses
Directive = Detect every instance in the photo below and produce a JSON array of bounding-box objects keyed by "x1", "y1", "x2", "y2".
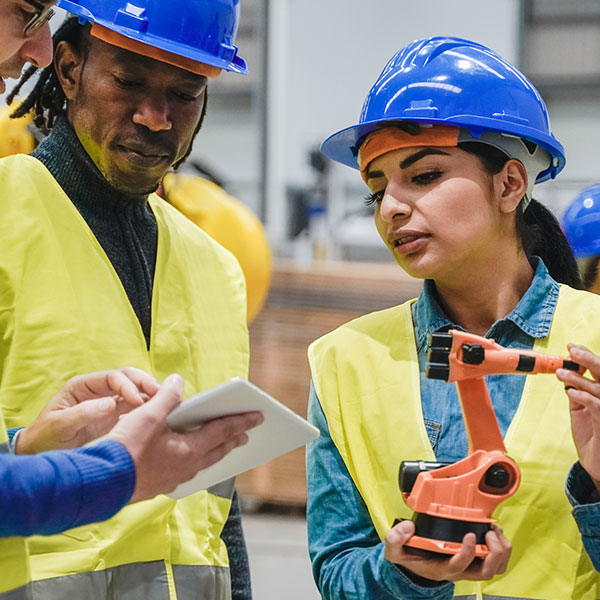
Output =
[{"x1": 22, "y1": 0, "x2": 55, "y2": 37}]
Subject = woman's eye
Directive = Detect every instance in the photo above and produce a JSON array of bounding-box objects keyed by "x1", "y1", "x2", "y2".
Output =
[
  {"x1": 412, "y1": 169, "x2": 442, "y2": 186},
  {"x1": 364, "y1": 190, "x2": 384, "y2": 206}
]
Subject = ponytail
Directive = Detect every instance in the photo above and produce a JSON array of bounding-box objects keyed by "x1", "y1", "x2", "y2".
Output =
[
  {"x1": 516, "y1": 200, "x2": 582, "y2": 289},
  {"x1": 8, "y1": 17, "x2": 90, "y2": 134}
]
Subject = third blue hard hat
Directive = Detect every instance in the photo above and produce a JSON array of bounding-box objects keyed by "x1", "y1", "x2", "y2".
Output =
[
  {"x1": 562, "y1": 184, "x2": 600, "y2": 258},
  {"x1": 56, "y1": 0, "x2": 247, "y2": 74},
  {"x1": 321, "y1": 36, "x2": 564, "y2": 183}
]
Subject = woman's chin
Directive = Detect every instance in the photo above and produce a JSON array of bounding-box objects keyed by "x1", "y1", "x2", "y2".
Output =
[{"x1": 391, "y1": 252, "x2": 438, "y2": 280}]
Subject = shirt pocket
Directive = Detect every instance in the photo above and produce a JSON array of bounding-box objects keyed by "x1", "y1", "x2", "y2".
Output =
[{"x1": 424, "y1": 419, "x2": 441, "y2": 451}]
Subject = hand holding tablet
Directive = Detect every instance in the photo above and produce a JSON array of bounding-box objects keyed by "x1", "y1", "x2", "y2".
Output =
[{"x1": 165, "y1": 377, "x2": 319, "y2": 498}]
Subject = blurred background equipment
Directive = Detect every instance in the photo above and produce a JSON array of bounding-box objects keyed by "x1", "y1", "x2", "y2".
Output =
[
  {"x1": 561, "y1": 184, "x2": 600, "y2": 293},
  {"x1": 561, "y1": 184, "x2": 600, "y2": 259},
  {"x1": 162, "y1": 172, "x2": 273, "y2": 323},
  {"x1": 0, "y1": 104, "x2": 35, "y2": 158}
]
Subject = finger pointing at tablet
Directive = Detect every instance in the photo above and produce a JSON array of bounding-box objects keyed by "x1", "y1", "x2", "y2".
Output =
[{"x1": 106, "y1": 374, "x2": 264, "y2": 503}]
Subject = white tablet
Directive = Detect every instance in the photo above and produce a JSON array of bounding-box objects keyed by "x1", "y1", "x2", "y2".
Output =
[{"x1": 165, "y1": 377, "x2": 319, "y2": 499}]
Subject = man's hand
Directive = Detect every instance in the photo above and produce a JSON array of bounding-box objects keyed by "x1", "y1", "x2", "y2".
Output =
[
  {"x1": 16, "y1": 367, "x2": 160, "y2": 454},
  {"x1": 557, "y1": 344, "x2": 600, "y2": 488},
  {"x1": 384, "y1": 520, "x2": 511, "y2": 582},
  {"x1": 106, "y1": 374, "x2": 264, "y2": 503}
]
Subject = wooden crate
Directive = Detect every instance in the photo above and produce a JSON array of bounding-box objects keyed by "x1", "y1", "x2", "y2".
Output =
[{"x1": 236, "y1": 260, "x2": 422, "y2": 506}]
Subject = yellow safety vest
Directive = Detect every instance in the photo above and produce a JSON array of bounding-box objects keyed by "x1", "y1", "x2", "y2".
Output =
[
  {"x1": 0, "y1": 413, "x2": 31, "y2": 598},
  {"x1": 0, "y1": 154, "x2": 249, "y2": 598},
  {"x1": 309, "y1": 285, "x2": 600, "y2": 600}
]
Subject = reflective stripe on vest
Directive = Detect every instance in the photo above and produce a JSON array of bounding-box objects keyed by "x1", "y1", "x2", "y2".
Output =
[
  {"x1": 0, "y1": 411, "x2": 30, "y2": 596},
  {"x1": 309, "y1": 285, "x2": 600, "y2": 600},
  {"x1": 0, "y1": 155, "x2": 249, "y2": 596},
  {"x1": 0, "y1": 587, "x2": 31, "y2": 600},
  {"x1": 27, "y1": 561, "x2": 230, "y2": 600}
]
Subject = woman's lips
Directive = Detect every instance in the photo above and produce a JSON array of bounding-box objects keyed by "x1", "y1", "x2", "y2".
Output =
[{"x1": 391, "y1": 233, "x2": 430, "y2": 255}]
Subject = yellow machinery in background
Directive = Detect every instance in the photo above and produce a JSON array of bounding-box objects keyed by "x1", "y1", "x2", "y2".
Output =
[
  {"x1": 162, "y1": 173, "x2": 272, "y2": 323},
  {"x1": 0, "y1": 104, "x2": 35, "y2": 158}
]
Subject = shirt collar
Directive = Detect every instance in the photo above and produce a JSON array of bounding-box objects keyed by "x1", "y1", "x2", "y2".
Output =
[{"x1": 412, "y1": 258, "x2": 559, "y2": 353}]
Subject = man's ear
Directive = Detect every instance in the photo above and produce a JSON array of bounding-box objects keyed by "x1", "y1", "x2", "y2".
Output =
[
  {"x1": 54, "y1": 40, "x2": 85, "y2": 101},
  {"x1": 496, "y1": 159, "x2": 528, "y2": 214}
]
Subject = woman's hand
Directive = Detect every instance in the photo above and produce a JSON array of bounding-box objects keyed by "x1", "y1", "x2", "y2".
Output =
[
  {"x1": 557, "y1": 344, "x2": 600, "y2": 488},
  {"x1": 384, "y1": 520, "x2": 511, "y2": 582},
  {"x1": 16, "y1": 367, "x2": 160, "y2": 454}
]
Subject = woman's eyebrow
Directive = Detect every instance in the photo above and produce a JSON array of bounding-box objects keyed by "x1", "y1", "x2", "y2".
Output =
[
  {"x1": 366, "y1": 147, "x2": 451, "y2": 181},
  {"x1": 399, "y1": 148, "x2": 450, "y2": 169},
  {"x1": 365, "y1": 169, "x2": 384, "y2": 182}
]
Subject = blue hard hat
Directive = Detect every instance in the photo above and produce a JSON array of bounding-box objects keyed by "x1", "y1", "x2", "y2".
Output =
[
  {"x1": 321, "y1": 36, "x2": 564, "y2": 183},
  {"x1": 561, "y1": 184, "x2": 600, "y2": 258},
  {"x1": 55, "y1": 0, "x2": 247, "y2": 74}
]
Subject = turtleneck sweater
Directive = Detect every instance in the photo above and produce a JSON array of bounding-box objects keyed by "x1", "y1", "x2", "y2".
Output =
[
  {"x1": 31, "y1": 116, "x2": 252, "y2": 600},
  {"x1": 32, "y1": 116, "x2": 157, "y2": 348}
]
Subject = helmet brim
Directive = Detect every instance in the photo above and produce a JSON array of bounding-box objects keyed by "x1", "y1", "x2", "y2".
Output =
[{"x1": 321, "y1": 116, "x2": 566, "y2": 184}]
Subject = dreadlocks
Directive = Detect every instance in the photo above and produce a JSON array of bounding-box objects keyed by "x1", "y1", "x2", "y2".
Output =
[{"x1": 8, "y1": 17, "x2": 90, "y2": 134}]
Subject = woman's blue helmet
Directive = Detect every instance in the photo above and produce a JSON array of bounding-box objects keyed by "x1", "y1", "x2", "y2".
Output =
[
  {"x1": 322, "y1": 36, "x2": 565, "y2": 185},
  {"x1": 55, "y1": 0, "x2": 247, "y2": 74},
  {"x1": 562, "y1": 184, "x2": 600, "y2": 258}
]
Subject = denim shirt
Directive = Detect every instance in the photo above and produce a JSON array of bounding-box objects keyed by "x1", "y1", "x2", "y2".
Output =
[{"x1": 306, "y1": 259, "x2": 600, "y2": 600}]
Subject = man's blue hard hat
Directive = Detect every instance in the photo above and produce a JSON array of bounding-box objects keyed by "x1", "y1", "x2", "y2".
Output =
[
  {"x1": 321, "y1": 36, "x2": 565, "y2": 183},
  {"x1": 562, "y1": 184, "x2": 600, "y2": 258},
  {"x1": 55, "y1": 0, "x2": 247, "y2": 74}
]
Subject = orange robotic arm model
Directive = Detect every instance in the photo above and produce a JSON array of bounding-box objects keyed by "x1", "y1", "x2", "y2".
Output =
[{"x1": 398, "y1": 329, "x2": 582, "y2": 557}]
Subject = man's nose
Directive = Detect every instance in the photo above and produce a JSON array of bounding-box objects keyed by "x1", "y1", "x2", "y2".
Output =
[
  {"x1": 132, "y1": 96, "x2": 173, "y2": 132},
  {"x1": 21, "y1": 22, "x2": 53, "y2": 69}
]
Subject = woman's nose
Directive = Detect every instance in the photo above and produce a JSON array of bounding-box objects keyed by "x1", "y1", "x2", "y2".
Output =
[{"x1": 378, "y1": 188, "x2": 411, "y2": 223}]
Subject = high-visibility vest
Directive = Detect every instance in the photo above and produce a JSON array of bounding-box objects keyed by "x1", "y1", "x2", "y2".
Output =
[
  {"x1": 0, "y1": 154, "x2": 249, "y2": 598},
  {"x1": 309, "y1": 285, "x2": 600, "y2": 600},
  {"x1": 0, "y1": 412, "x2": 31, "y2": 598}
]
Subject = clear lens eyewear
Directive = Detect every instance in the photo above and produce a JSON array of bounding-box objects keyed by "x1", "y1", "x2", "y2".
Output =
[{"x1": 23, "y1": 0, "x2": 55, "y2": 37}]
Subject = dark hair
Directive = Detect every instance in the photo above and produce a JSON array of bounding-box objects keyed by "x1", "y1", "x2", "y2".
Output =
[
  {"x1": 8, "y1": 17, "x2": 91, "y2": 134},
  {"x1": 580, "y1": 257, "x2": 600, "y2": 290},
  {"x1": 459, "y1": 141, "x2": 583, "y2": 289}
]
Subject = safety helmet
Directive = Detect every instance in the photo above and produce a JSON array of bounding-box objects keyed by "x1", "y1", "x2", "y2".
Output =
[
  {"x1": 321, "y1": 36, "x2": 564, "y2": 184},
  {"x1": 55, "y1": 0, "x2": 247, "y2": 74},
  {"x1": 561, "y1": 184, "x2": 600, "y2": 258}
]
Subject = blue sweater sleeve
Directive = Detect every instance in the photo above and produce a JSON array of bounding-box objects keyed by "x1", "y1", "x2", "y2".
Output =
[
  {"x1": 306, "y1": 384, "x2": 454, "y2": 600},
  {"x1": 0, "y1": 440, "x2": 135, "y2": 538},
  {"x1": 566, "y1": 461, "x2": 600, "y2": 571}
]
